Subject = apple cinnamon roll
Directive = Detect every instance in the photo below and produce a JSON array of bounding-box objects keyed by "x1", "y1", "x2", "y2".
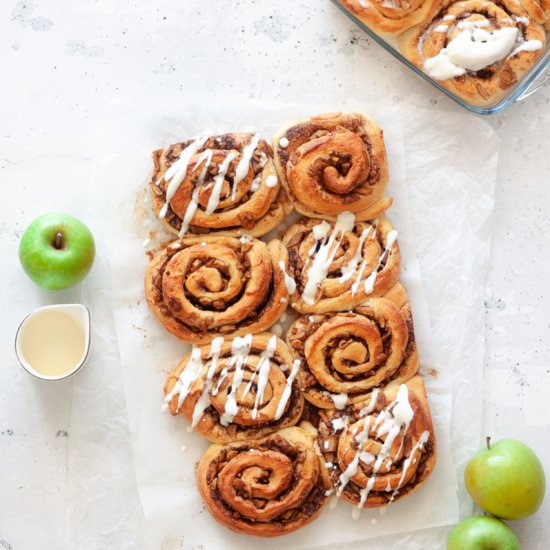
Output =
[
  {"x1": 282, "y1": 214, "x2": 400, "y2": 313},
  {"x1": 145, "y1": 235, "x2": 290, "y2": 344},
  {"x1": 337, "y1": 0, "x2": 442, "y2": 35},
  {"x1": 286, "y1": 297, "x2": 418, "y2": 409},
  {"x1": 318, "y1": 376, "x2": 436, "y2": 509},
  {"x1": 273, "y1": 113, "x2": 392, "y2": 221},
  {"x1": 150, "y1": 133, "x2": 292, "y2": 237},
  {"x1": 196, "y1": 425, "x2": 331, "y2": 536},
  {"x1": 163, "y1": 333, "x2": 304, "y2": 443},
  {"x1": 399, "y1": 0, "x2": 546, "y2": 106}
]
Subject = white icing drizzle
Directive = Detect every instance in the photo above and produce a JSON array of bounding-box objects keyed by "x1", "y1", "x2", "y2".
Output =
[
  {"x1": 513, "y1": 15, "x2": 530, "y2": 25},
  {"x1": 163, "y1": 334, "x2": 300, "y2": 430},
  {"x1": 205, "y1": 152, "x2": 237, "y2": 215},
  {"x1": 266, "y1": 174, "x2": 278, "y2": 188},
  {"x1": 390, "y1": 430, "x2": 430, "y2": 501},
  {"x1": 162, "y1": 348, "x2": 204, "y2": 412},
  {"x1": 302, "y1": 212, "x2": 356, "y2": 305},
  {"x1": 279, "y1": 260, "x2": 297, "y2": 295},
  {"x1": 334, "y1": 384, "x2": 418, "y2": 510},
  {"x1": 274, "y1": 359, "x2": 301, "y2": 420},
  {"x1": 336, "y1": 416, "x2": 371, "y2": 497},
  {"x1": 271, "y1": 324, "x2": 283, "y2": 337},
  {"x1": 190, "y1": 336, "x2": 224, "y2": 427},
  {"x1": 423, "y1": 16, "x2": 542, "y2": 81},
  {"x1": 339, "y1": 225, "x2": 374, "y2": 284},
  {"x1": 239, "y1": 234, "x2": 253, "y2": 244},
  {"x1": 359, "y1": 451, "x2": 375, "y2": 464},
  {"x1": 312, "y1": 220, "x2": 331, "y2": 242},
  {"x1": 231, "y1": 134, "x2": 260, "y2": 201},
  {"x1": 242, "y1": 334, "x2": 277, "y2": 420},
  {"x1": 259, "y1": 151, "x2": 268, "y2": 167},
  {"x1": 220, "y1": 334, "x2": 253, "y2": 426},
  {"x1": 512, "y1": 39, "x2": 544, "y2": 56},
  {"x1": 158, "y1": 136, "x2": 209, "y2": 219},
  {"x1": 278, "y1": 137, "x2": 289, "y2": 148},
  {"x1": 356, "y1": 385, "x2": 414, "y2": 508},
  {"x1": 359, "y1": 388, "x2": 380, "y2": 417},
  {"x1": 178, "y1": 148, "x2": 213, "y2": 237},
  {"x1": 331, "y1": 416, "x2": 349, "y2": 431},
  {"x1": 358, "y1": 0, "x2": 370, "y2": 7},
  {"x1": 331, "y1": 393, "x2": 348, "y2": 410},
  {"x1": 353, "y1": 229, "x2": 398, "y2": 297}
]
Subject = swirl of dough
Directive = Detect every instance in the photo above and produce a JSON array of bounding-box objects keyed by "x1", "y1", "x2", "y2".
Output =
[
  {"x1": 145, "y1": 235, "x2": 289, "y2": 344},
  {"x1": 196, "y1": 425, "x2": 331, "y2": 536}
]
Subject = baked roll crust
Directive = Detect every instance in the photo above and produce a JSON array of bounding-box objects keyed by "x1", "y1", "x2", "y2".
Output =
[
  {"x1": 196, "y1": 425, "x2": 331, "y2": 537},
  {"x1": 282, "y1": 215, "x2": 400, "y2": 313},
  {"x1": 163, "y1": 333, "x2": 304, "y2": 443},
  {"x1": 519, "y1": 0, "x2": 550, "y2": 29},
  {"x1": 338, "y1": 0, "x2": 442, "y2": 35},
  {"x1": 318, "y1": 376, "x2": 436, "y2": 509},
  {"x1": 399, "y1": 0, "x2": 546, "y2": 106},
  {"x1": 273, "y1": 113, "x2": 392, "y2": 221},
  {"x1": 286, "y1": 297, "x2": 418, "y2": 409},
  {"x1": 145, "y1": 235, "x2": 289, "y2": 344},
  {"x1": 150, "y1": 133, "x2": 292, "y2": 237}
]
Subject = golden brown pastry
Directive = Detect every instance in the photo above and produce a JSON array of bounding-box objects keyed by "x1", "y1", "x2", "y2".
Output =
[
  {"x1": 196, "y1": 425, "x2": 331, "y2": 537},
  {"x1": 519, "y1": 0, "x2": 550, "y2": 29},
  {"x1": 282, "y1": 215, "x2": 400, "y2": 313},
  {"x1": 273, "y1": 113, "x2": 392, "y2": 221},
  {"x1": 150, "y1": 133, "x2": 292, "y2": 237},
  {"x1": 337, "y1": 0, "x2": 442, "y2": 35},
  {"x1": 163, "y1": 333, "x2": 304, "y2": 443},
  {"x1": 286, "y1": 297, "x2": 418, "y2": 409},
  {"x1": 399, "y1": 0, "x2": 546, "y2": 106},
  {"x1": 318, "y1": 376, "x2": 436, "y2": 509},
  {"x1": 145, "y1": 235, "x2": 290, "y2": 344}
]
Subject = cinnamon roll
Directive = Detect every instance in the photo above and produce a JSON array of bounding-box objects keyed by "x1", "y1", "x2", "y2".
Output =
[
  {"x1": 145, "y1": 235, "x2": 290, "y2": 344},
  {"x1": 282, "y1": 214, "x2": 400, "y2": 313},
  {"x1": 196, "y1": 425, "x2": 331, "y2": 536},
  {"x1": 287, "y1": 298, "x2": 418, "y2": 409},
  {"x1": 150, "y1": 133, "x2": 292, "y2": 237},
  {"x1": 318, "y1": 376, "x2": 436, "y2": 510},
  {"x1": 163, "y1": 333, "x2": 304, "y2": 443},
  {"x1": 337, "y1": 0, "x2": 442, "y2": 35},
  {"x1": 399, "y1": 0, "x2": 546, "y2": 106},
  {"x1": 273, "y1": 113, "x2": 392, "y2": 221}
]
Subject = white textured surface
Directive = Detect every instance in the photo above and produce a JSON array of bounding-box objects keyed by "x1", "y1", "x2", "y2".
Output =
[{"x1": 1, "y1": 1, "x2": 550, "y2": 549}]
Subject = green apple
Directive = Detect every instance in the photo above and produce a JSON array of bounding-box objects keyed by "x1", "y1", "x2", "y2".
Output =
[
  {"x1": 447, "y1": 516, "x2": 520, "y2": 550},
  {"x1": 19, "y1": 213, "x2": 95, "y2": 290},
  {"x1": 465, "y1": 438, "x2": 545, "y2": 520}
]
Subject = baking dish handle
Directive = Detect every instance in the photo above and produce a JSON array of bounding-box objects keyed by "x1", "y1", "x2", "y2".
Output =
[{"x1": 516, "y1": 70, "x2": 550, "y2": 102}]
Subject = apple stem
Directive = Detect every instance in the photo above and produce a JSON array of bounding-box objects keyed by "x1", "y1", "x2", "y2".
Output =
[
  {"x1": 486, "y1": 436, "x2": 491, "y2": 450},
  {"x1": 53, "y1": 232, "x2": 65, "y2": 250}
]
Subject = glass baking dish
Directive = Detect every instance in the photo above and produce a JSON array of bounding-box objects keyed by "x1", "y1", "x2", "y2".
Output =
[{"x1": 331, "y1": 0, "x2": 550, "y2": 114}]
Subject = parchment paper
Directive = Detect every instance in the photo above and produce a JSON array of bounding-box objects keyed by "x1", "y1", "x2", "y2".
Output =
[{"x1": 90, "y1": 97, "x2": 498, "y2": 549}]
